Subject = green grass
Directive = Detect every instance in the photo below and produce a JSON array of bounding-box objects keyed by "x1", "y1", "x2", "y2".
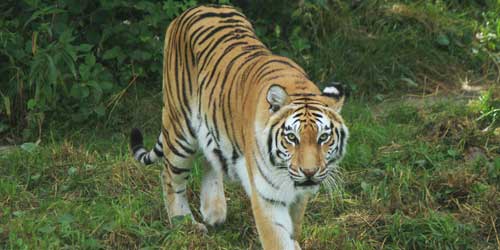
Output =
[
  {"x1": 1, "y1": 95, "x2": 499, "y2": 250},
  {"x1": 1, "y1": 1, "x2": 499, "y2": 249}
]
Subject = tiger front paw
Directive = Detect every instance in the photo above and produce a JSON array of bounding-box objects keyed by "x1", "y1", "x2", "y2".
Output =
[
  {"x1": 170, "y1": 215, "x2": 208, "y2": 234},
  {"x1": 294, "y1": 240, "x2": 302, "y2": 250}
]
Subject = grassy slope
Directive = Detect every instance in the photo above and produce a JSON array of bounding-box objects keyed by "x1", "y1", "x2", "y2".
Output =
[{"x1": 1, "y1": 95, "x2": 499, "y2": 250}]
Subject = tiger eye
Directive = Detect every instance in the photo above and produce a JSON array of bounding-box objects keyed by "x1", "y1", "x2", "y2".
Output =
[
  {"x1": 287, "y1": 133, "x2": 296, "y2": 141},
  {"x1": 319, "y1": 133, "x2": 329, "y2": 141}
]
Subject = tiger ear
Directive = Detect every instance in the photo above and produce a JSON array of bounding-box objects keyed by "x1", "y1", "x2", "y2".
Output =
[
  {"x1": 267, "y1": 85, "x2": 289, "y2": 112},
  {"x1": 321, "y1": 82, "x2": 345, "y2": 112}
]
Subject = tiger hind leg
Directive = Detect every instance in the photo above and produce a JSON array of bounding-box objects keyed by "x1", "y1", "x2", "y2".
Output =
[
  {"x1": 200, "y1": 157, "x2": 227, "y2": 226},
  {"x1": 160, "y1": 136, "x2": 207, "y2": 232}
]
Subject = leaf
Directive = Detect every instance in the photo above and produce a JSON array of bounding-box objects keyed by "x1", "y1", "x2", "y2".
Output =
[
  {"x1": 13, "y1": 211, "x2": 25, "y2": 217},
  {"x1": 70, "y1": 85, "x2": 80, "y2": 98},
  {"x1": 57, "y1": 213, "x2": 75, "y2": 225},
  {"x1": 401, "y1": 77, "x2": 418, "y2": 88},
  {"x1": 94, "y1": 104, "x2": 106, "y2": 117},
  {"x1": 274, "y1": 25, "x2": 281, "y2": 38},
  {"x1": 100, "y1": 81, "x2": 114, "y2": 91},
  {"x1": 447, "y1": 149, "x2": 459, "y2": 157},
  {"x1": 68, "y1": 166, "x2": 78, "y2": 176},
  {"x1": 2, "y1": 95, "x2": 11, "y2": 117},
  {"x1": 361, "y1": 181, "x2": 370, "y2": 192},
  {"x1": 31, "y1": 173, "x2": 41, "y2": 180},
  {"x1": 27, "y1": 99, "x2": 37, "y2": 110},
  {"x1": 78, "y1": 44, "x2": 93, "y2": 52},
  {"x1": 46, "y1": 54, "x2": 58, "y2": 86},
  {"x1": 0, "y1": 123, "x2": 8, "y2": 133},
  {"x1": 79, "y1": 64, "x2": 91, "y2": 81},
  {"x1": 102, "y1": 46, "x2": 123, "y2": 60},
  {"x1": 85, "y1": 54, "x2": 96, "y2": 66},
  {"x1": 496, "y1": 19, "x2": 500, "y2": 37},
  {"x1": 38, "y1": 224, "x2": 55, "y2": 234},
  {"x1": 23, "y1": 6, "x2": 65, "y2": 29},
  {"x1": 81, "y1": 86, "x2": 90, "y2": 98},
  {"x1": 163, "y1": 0, "x2": 180, "y2": 18},
  {"x1": 70, "y1": 85, "x2": 89, "y2": 98},
  {"x1": 436, "y1": 33, "x2": 450, "y2": 46},
  {"x1": 62, "y1": 52, "x2": 78, "y2": 78},
  {"x1": 21, "y1": 142, "x2": 39, "y2": 153},
  {"x1": 375, "y1": 94, "x2": 384, "y2": 102}
]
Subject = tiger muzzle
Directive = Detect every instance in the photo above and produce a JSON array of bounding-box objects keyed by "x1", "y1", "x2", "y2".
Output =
[{"x1": 294, "y1": 167, "x2": 321, "y2": 187}]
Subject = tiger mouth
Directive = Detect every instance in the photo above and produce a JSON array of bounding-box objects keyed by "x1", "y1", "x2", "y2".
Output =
[{"x1": 294, "y1": 179, "x2": 319, "y2": 187}]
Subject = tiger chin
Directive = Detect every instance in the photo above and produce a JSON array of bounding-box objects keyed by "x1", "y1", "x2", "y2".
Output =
[{"x1": 129, "y1": 5, "x2": 348, "y2": 250}]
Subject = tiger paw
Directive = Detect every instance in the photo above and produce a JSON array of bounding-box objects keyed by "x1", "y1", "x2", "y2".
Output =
[
  {"x1": 294, "y1": 240, "x2": 302, "y2": 250},
  {"x1": 170, "y1": 215, "x2": 208, "y2": 234},
  {"x1": 201, "y1": 204, "x2": 226, "y2": 226},
  {"x1": 200, "y1": 198, "x2": 227, "y2": 226},
  {"x1": 193, "y1": 221, "x2": 208, "y2": 234}
]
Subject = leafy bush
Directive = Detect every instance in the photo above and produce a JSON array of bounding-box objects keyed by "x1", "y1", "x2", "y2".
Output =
[{"x1": 0, "y1": 0, "x2": 197, "y2": 138}]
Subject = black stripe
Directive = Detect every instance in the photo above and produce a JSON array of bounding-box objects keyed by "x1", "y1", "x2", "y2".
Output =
[
  {"x1": 170, "y1": 165, "x2": 190, "y2": 174},
  {"x1": 339, "y1": 128, "x2": 346, "y2": 155},
  {"x1": 162, "y1": 127, "x2": 189, "y2": 158},
  {"x1": 165, "y1": 158, "x2": 191, "y2": 175},
  {"x1": 191, "y1": 26, "x2": 213, "y2": 46},
  {"x1": 253, "y1": 153, "x2": 279, "y2": 189},
  {"x1": 198, "y1": 24, "x2": 248, "y2": 45},
  {"x1": 197, "y1": 31, "x2": 237, "y2": 70},
  {"x1": 213, "y1": 148, "x2": 228, "y2": 173},
  {"x1": 153, "y1": 146, "x2": 164, "y2": 157},
  {"x1": 257, "y1": 190, "x2": 286, "y2": 206},
  {"x1": 143, "y1": 154, "x2": 152, "y2": 165},
  {"x1": 274, "y1": 222, "x2": 294, "y2": 240},
  {"x1": 211, "y1": 93, "x2": 221, "y2": 140},
  {"x1": 219, "y1": 18, "x2": 244, "y2": 24},
  {"x1": 289, "y1": 93, "x2": 317, "y2": 96},
  {"x1": 267, "y1": 122, "x2": 279, "y2": 166},
  {"x1": 243, "y1": 44, "x2": 267, "y2": 51},
  {"x1": 175, "y1": 138, "x2": 196, "y2": 154},
  {"x1": 334, "y1": 127, "x2": 340, "y2": 146},
  {"x1": 256, "y1": 68, "x2": 286, "y2": 82},
  {"x1": 293, "y1": 112, "x2": 304, "y2": 118},
  {"x1": 232, "y1": 150, "x2": 240, "y2": 164},
  {"x1": 175, "y1": 189, "x2": 186, "y2": 194},
  {"x1": 254, "y1": 59, "x2": 305, "y2": 81},
  {"x1": 197, "y1": 11, "x2": 245, "y2": 20},
  {"x1": 138, "y1": 151, "x2": 147, "y2": 160}
]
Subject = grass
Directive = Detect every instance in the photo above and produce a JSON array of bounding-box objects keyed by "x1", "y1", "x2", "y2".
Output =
[
  {"x1": 1, "y1": 93, "x2": 499, "y2": 250},
  {"x1": 1, "y1": 1, "x2": 499, "y2": 249}
]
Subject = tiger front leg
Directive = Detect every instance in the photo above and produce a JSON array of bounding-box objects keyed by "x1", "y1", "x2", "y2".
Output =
[
  {"x1": 289, "y1": 195, "x2": 309, "y2": 247},
  {"x1": 200, "y1": 157, "x2": 227, "y2": 226},
  {"x1": 250, "y1": 193, "x2": 301, "y2": 250}
]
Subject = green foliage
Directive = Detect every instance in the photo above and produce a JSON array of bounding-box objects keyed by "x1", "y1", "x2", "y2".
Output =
[{"x1": 0, "y1": 0, "x2": 197, "y2": 138}]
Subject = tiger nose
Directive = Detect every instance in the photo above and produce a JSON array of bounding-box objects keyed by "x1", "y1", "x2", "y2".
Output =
[{"x1": 300, "y1": 167, "x2": 319, "y2": 178}]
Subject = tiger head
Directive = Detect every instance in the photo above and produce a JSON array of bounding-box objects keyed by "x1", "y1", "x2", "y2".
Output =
[{"x1": 258, "y1": 83, "x2": 349, "y2": 191}]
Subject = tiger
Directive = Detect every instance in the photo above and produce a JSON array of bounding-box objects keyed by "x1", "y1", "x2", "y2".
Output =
[{"x1": 129, "y1": 5, "x2": 349, "y2": 250}]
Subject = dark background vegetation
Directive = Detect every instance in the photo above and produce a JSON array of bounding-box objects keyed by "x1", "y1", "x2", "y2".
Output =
[{"x1": 1, "y1": 0, "x2": 499, "y2": 249}]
